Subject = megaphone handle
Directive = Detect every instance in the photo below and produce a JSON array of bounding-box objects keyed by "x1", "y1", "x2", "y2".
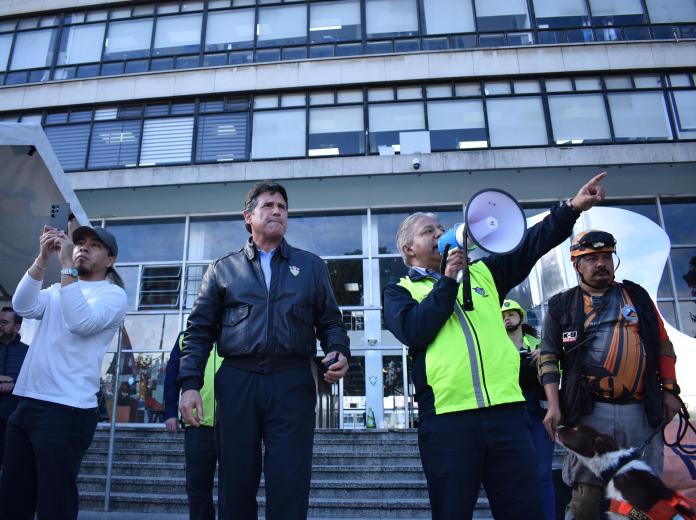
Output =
[
  {"x1": 439, "y1": 244, "x2": 451, "y2": 276},
  {"x1": 460, "y1": 269, "x2": 474, "y2": 311},
  {"x1": 460, "y1": 233, "x2": 474, "y2": 311}
]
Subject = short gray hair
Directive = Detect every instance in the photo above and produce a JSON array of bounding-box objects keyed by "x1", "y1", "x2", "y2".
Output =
[{"x1": 395, "y1": 212, "x2": 437, "y2": 266}]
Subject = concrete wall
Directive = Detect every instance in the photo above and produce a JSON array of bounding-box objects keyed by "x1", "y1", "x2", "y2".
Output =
[
  {"x1": 2, "y1": 41, "x2": 695, "y2": 113},
  {"x1": 67, "y1": 142, "x2": 696, "y2": 191},
  {"x1": 76, "y1": 160, "x2": 696, "y2": 219},
  {"x1": 0, "y1": 0, "x2": 130, "y2": 17}
]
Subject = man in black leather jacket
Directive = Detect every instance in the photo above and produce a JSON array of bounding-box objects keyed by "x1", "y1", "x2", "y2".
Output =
[{"x1": 179, "y1": 182, "x2": 350, "y2": 520}]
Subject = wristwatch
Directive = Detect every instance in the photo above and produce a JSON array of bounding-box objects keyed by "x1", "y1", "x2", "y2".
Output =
[
  {"x1": 563, "y1": 198, "x2": 582, "y2": 214},
  {"x1": 60, "y1": 267, "x2": 78, "y2": 278}
]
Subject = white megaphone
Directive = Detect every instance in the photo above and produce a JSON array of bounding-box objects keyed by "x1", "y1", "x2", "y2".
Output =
[{"x1": 438, "y1": 188, "x2": 526, "y2": 310}]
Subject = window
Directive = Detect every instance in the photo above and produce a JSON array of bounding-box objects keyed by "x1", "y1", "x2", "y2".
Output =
[
  {"x1": 140, "y1": 117, "x2": 194, "y2": 165},
  {"x1": 88, "y1": 120, "x2": 141, "y2": 168},
  {"x1": 205, "y1": 9, "x2": 255, "y2": 50},
  {"x1": 368, "y1": 102, "x2": 425, "y2": 153},
  {"x1": 427, "y1": 100, "x2": 487, "y2": 150},
  {"x1": 423, "y1": 0, "x2": 475, "y2": 35},
  {"x1": 487, "y1": 97, "x2": 548, "y2": 147},
  {"x1": 116, "y1": 265, "x2": 139, "y2": 311},
  {"x1": 645, "y1": 0, "x2": 696, "y2": 23},
  {"x1": 671, "y1": 248, "x2": 696, "y2": 298},
  {"x1": 310, "y1": 0, "x2": 361, "y2": 43},
  {"x1": 607, "y1": 92, "x2": 672, "y2": 142},
  {"x1": 196, "y1": 113, "x2": 249, "y2": 162},
  {"x1": 107, "y1": 220, "x2": 185, "y2": 262},
  {"x1": 662, "y1": 202, "x2": 696, "y2": 244},
  {"x1": 138, "y1": 266, "x2": 182, "y2": 310},
  {"x1": 533, "y1": 0, "x2": 590, "y2": 28},
  {"x1": 326, "y1": 259, "x2": 364, "y2": 306},
  {"x1": 0, "y1": 34, "x2": 11, "y2": 70},
  {"x1": 605, "y1": 75, "x2": 632, "y2": 89},
  {"x1": 104, "y1": 18, "x2": 153, "y2": 60},
  {"x1": 588, "y1": 0, "x2": 645, "y2": 25},
  {"x1": 308, "y1": 106, "x2": 364, "y2": 156},
  {"x1": 285, "y1": 213, "x2": 364, "y2": 255},
  {"x1": 474, "y1": 0, "x2": 530, "y2": 31},
  {"x1": 185, "y1": 265, "x2": 205, "y2": 308},
  {"x1": 44, "y1": 124, "x2": 90, "y2": 171},
  {"x1": 9, "y1": 28, "x2": 55, "y2": 69},
  {"x1": 57, "y1": 23, "x2": 105, "y2": 64},
  {"x1": 671, "y1": 91, "x2": 696, "y2": 139},
  {"x1": 366, "y1": 0, "x2": 419, "y2": 38},
  {"x1": 153, "y1": 13, "x2": 202, "y2": 55},
  {"x1": 251, "y1": 110, "x2": 306, "y2": 159},
  {"x1": 187, "y1": 217, "x2": 248, "y2": 261},
  {"x1": 634, "y1": 74, "x2": 662, "y2": 88},
  {"x1": 548, "y1": 94, "x2": 611, "y2": 144},
  {"x1": 257, "y1": 5, "x2": 307, "y2": 47}
]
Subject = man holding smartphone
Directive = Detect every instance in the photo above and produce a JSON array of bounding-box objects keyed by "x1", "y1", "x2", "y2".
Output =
[{"x1": 0, "y1": 224, "x2": 126, "y2": 520}]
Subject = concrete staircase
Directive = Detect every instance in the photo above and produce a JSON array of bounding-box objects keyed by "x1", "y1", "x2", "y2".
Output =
[{"x1": 78, "y1": 425, "x2": 565, "y2": 518}]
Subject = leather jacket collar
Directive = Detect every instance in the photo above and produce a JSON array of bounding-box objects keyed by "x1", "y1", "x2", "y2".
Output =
[{"x1": 244, "y1": 237, "x2": 291, "y2": 260}]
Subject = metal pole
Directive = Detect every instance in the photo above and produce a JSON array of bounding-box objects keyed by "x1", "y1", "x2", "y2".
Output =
[
  {"x1": 104, "y1": 325, "x2": 124, "y2": 511},
  {"x1": 402, "y1": 345, "x2": 409, "y2": 428}
]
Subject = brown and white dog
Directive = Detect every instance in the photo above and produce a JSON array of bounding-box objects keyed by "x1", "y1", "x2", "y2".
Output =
[{"x1": 557, "y1": 424, "x2": 696, "y2": 520}]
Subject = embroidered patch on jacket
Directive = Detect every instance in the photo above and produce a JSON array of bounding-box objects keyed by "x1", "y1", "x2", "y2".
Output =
[
  {"x1": 473, "y1": 287, "x2": 488, "y2": 297},
  {"x1": 562, "y1": 331, "x2": 578, "y2": 343},
  {"x1": 289, "y1": 265, "x2": 300, "y2": 277},
  {"x1": 621, "y1": 304, "x2": 639, "y2": 324}
]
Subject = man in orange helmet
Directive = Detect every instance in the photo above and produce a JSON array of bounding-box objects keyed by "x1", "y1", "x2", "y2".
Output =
[{"x1": 539, "y1": 230, "x2": 682, "y2": 520}]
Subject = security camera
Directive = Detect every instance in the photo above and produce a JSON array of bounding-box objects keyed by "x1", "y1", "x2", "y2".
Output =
[{"x1": 412, "y1": 158, "x2": 421, "y2": 170}]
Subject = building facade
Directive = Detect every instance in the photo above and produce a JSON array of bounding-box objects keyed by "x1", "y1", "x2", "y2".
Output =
[{"x1": 1, "y1": 0, "x2": 695, "y2": 429}]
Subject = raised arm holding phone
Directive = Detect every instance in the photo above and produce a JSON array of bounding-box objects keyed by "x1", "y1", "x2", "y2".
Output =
[{"x1": 0, "y1": 220, "x2": 126, "y2": 520}]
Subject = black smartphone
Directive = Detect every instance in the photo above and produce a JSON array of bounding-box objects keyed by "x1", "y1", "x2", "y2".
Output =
[
  {"x1": 49, "y1": 202, "x2": 71, "y2": 232},
  {"x1": 322, "y1": 352, "x2": 340, "y2": 374}
]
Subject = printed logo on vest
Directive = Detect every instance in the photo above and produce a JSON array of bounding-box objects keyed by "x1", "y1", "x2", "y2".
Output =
[
  {"x1": 289, "y1": 265, "x2": 300, "y2": 277},
  {"x1": 562, "y1": 331, "x2": 578, "y2": 343},
  {"x1": 473, "y1": 287, "x2": 488, "y2": 297}
]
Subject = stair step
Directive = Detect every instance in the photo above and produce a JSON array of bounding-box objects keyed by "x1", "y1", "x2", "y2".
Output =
[
  {"x1": 78, "y1": 475, "x2": 433, "y2": 499},
  {"x1": 80, "y1": 426, "x2": 563, "y2": 517},
  {"x1": 80, "y1": 492, "x2": 492, "y2": 518}
]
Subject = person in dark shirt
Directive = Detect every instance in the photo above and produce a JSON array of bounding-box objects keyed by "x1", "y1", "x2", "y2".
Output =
[
  {"x1": 164, "y1": 332, "x2": 221, "y2": 520},
  {"x1": 0, "y1": 307, "x2": 29, "y2": 469}
]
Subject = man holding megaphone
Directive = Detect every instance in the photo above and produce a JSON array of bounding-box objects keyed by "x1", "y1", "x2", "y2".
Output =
[{"x1": 383, "y1": 172, "x2": 607, "y2": 520}]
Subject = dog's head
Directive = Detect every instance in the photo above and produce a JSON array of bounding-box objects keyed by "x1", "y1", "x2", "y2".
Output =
[
  {"x1": 557, "y1": 424, "x2": 630, "y2": 478},
  {"x1": 557, "y1": 424, "x2": 620, "y2": 457}
]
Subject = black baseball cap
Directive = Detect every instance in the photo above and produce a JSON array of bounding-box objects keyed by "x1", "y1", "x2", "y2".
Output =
[{"x1": 72, "y1": 226, "x2": 118, "y2": 257}]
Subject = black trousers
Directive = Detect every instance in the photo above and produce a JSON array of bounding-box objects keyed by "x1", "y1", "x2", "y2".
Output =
[
  {"x1": 418, "y1": 403, "x2": 544, "y2": 520},
  {"x1": 0, "y1": 417, "x2": 7, "y2": 469},
  {"x1": 185, "y1": 425, "x2": 217, "y2": 520},
  {"x1": 0, "y1": 397, "x2": 97, "y2": 520},
  {"x1": 215, "y1": 363, "x2": 316, "y2": 520}
]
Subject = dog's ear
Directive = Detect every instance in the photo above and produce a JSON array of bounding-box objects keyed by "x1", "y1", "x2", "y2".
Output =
[{"x1": 592, "y1": 434, "x2": 619, "y2": 454}]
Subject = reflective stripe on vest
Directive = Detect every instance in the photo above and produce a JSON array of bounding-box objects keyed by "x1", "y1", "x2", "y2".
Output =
[{"x1": 452, "y1": 301, "x2": 486, "y2": 408}]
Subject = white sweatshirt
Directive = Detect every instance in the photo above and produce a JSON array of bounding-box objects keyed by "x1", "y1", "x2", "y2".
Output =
[{"x1": 12, "y1": 272, "x2": 127, "y2": 409}]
